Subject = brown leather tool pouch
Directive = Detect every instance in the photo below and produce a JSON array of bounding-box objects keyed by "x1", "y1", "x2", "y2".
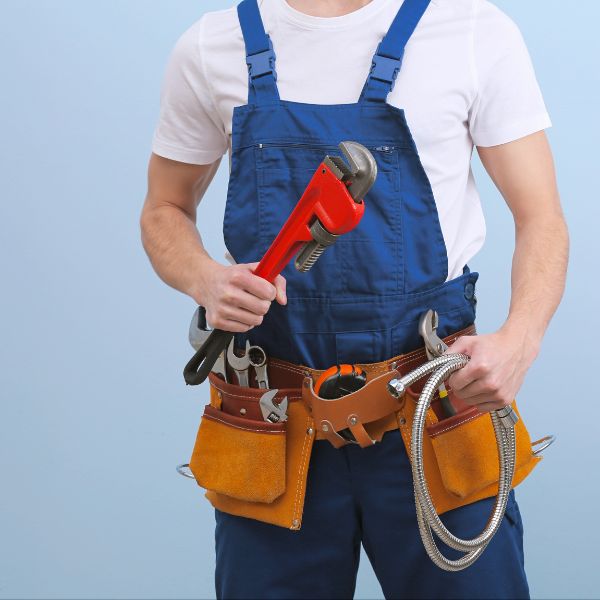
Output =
[
  {"x1": 188, "y1": 374, "x2": 315, "y2": 530},
  {"x1": 397, "y1": 388, "x2": 543, "y2": 515}
]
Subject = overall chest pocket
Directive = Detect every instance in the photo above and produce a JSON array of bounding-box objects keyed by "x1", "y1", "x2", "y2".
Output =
[{"x1": 255, "y1": 143, "x2": 403, "y2": 297}]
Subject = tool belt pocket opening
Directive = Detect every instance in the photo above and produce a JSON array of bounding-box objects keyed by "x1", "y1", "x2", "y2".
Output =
[{"x1": 189, "y1": 403, "x2": 287, "y2": 504}]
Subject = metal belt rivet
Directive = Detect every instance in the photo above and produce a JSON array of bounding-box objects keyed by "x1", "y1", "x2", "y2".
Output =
[
  {"x1": 240, "y1": 408, "x2": 247, "y2": 416},
  {"x1": 322, "y1": 423, "x2": 330, "y2": 433},
  {"x1": 399, "y1": 417, "x2": 407, "y2": 426},
  {"x1": 292, "y1": 519, "x2": 300, "y2": 528},
  {"x1": 349, "y1": 416, "x2": 358, "y2": 426},
  {"x1": 307, "y1": 428, "x2": 314, "y2": 436}
]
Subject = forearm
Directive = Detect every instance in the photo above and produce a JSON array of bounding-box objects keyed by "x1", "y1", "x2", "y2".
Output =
[
  {"x1": 500, "y1": 211, "x2": 569, "y2": 356},
  {"x1": 141, "y1": 202, "x2": 216, "y2": 304}
]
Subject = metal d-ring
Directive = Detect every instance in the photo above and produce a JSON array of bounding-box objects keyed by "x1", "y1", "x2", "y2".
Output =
[
  {"x1": 532, "y1": 435, "x2": 556, "y2": 456},
  {"x1": 176, "y1": 464, "x2": 195, "y2": 479}
]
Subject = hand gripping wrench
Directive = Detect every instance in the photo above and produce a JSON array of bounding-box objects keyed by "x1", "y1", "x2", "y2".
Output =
[
  {"x1": 183, "y1": 141, "x2": 377, "y2": 386},
  {"x1": 227, "y1": 339, "x2": 252, "y2": 387},
  {"x1": 188, "y1": 306, "x2": 228, "y2": 383}
]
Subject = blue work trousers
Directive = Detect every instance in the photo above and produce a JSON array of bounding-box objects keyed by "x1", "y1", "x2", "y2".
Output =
[{"x1": 215, "y1": 429, "x2": 529, "y2": 599}]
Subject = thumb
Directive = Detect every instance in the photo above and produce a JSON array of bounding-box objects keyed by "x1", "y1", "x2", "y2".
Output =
[{"x1": 274, "y1": 275, "x2": 287, "y2": 305}]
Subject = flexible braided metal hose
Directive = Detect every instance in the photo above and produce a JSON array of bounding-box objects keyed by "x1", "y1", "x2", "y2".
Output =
[{"x1": 388, "y1": 354, "x2": 518, "y2": 571}]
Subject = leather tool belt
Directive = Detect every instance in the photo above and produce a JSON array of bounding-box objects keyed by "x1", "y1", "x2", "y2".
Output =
[{"x1": 187, "y1": 324, "x2": 543, "y2": 530}]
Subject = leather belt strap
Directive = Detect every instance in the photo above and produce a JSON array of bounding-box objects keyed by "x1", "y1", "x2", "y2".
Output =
[
  {"x1": 268, "y1": 324, "x2": 475, "y2": 387},
  {"x1": 212, "y1": 324, "x2": 476, "y2": 449}
]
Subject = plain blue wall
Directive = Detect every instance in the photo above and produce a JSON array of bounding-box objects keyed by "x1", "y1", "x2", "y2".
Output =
[{"x1": 0, "y1": 1, "x2": 597, "y2": 598}]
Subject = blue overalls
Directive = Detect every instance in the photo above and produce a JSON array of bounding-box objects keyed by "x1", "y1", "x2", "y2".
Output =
[{"x1": 217, "y1": 0, "x2": 530, "y2": 597}]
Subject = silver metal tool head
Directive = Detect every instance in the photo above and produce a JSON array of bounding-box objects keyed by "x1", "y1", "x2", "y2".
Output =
[
  {"x1": 418, "y1": 309, "x2": 448, "y2": 359},
  {"x1": 418, "y1": 309, "x2": 438, "y2": 340},
  {"x1": 259, "y1": 389, "x2": 289, "y2": 423},
  {"x1": 189, "y1": 306, "x2": 212, "y2": 351},
  {"x1": 338, "y1": 141, "x2": 378, "y2": 201}
]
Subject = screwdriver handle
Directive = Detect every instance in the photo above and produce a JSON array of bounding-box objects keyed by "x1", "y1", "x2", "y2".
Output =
[{"x1": 183, "y1": 329, "x2": 234, "y2": 386}]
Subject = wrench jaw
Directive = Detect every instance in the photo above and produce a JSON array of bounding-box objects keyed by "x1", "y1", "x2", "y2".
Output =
[
  {"x1": 339, "y1": 141, "x2": 378, "y2": 202},
  {"x1": 294, "y1": 142, "x2": 377, "y2": 274},
  {"x1": 260, "y1": 389, "x2": 289, "y2": 424},
  {"x1": 189, "y1": 307, "x2": 228, "y2": 383},
  {"x1": 227, "y1": 339, "x2": 252, "y2": 387},
  {"x1": 419, "y1": 309, "x2": 448, "y2": 359}
]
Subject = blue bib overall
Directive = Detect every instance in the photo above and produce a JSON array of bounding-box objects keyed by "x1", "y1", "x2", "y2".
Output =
[{"x1": 216, "y1": 1, "x2": 530, "y2": 597}]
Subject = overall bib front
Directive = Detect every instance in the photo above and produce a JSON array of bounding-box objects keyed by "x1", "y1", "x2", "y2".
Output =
[{"x1": 215, "y1": 0, "x2": 530, "y2": 597}]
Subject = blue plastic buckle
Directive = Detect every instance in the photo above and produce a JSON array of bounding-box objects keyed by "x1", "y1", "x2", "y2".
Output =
[
  {"x1": 246, "y1": 36, "x2": 277, "y2": 81},
  {"x1": 369, "y1": 44, "x2": 403, "y2": 91}
]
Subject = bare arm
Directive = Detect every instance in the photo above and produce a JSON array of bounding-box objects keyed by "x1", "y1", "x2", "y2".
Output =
[
  {"x1": 141, "y1": 153, "x2": 287, "y2": 332},
  {"x1": 448, "y1": 131, "x2": 569, "y2": 412}
]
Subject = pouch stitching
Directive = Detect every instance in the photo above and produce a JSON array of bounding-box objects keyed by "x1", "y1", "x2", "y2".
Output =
[
  {"x1": 428, "y1": 412, "x2": 484, "y2": 437},
  {"x1": 204, "y1": 413, "x2": 285, "y2": 434},
  {"x1": 210, "y1": 384, "x2": 303, "y2": 402},
  {"x1": 292, "y1": 415, "x2": 313, "y2": 528}
]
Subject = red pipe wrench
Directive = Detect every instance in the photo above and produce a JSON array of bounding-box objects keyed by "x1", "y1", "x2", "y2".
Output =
[{"x1": 184, "y1": 141, "x2": 378, "y2": 386}]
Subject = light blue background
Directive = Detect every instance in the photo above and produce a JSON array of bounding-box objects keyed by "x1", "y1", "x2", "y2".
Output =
[{"x1": 0, "y1": 1, "x2": 597, "y2": 598}]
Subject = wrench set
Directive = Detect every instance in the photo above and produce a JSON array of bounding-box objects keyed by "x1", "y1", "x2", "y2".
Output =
[{"x1": 188, "y1": 306, "x2": 286, "y2": 423}]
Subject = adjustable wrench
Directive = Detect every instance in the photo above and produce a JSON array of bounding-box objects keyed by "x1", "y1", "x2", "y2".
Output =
[
  {"x1": 188, "y1": 306, "x2": 228, "y2": 383},
  {"x1": 419, "y1": 309, "x2": 456, "y2": 417},
  {"x1": 184, "y1": 141, "x2": 378, "y2": 386},
  {"x1": 227, "y1": 339, "x2": 252, "y2": 387},
  {"x1": 260, "y1": 389, "x2": 289, "y2": 424}
]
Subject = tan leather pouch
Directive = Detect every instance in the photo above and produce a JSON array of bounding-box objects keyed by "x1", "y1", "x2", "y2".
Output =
[
  {"x1": 397, "y1": 391, "x2": 542, "y2": 515},
  {"x1": 189, "y1": 375, "x2": 315, "y2": 530},
  {"x1": 189, "y1": 404, "x2": 287, "y2": 503}
]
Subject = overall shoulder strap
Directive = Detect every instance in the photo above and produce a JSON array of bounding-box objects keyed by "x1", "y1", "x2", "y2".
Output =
[
  {"x1": 360, "y1": 0, "x2": 432, "y2": 103},
  {"x1": 237, "y1": 0, "x2": 280, "y2": 104}
]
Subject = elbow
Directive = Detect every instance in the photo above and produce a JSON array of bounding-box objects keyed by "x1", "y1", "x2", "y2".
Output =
[{"x1": 139, "y1": 200, "x2": 156, "y2": 256}]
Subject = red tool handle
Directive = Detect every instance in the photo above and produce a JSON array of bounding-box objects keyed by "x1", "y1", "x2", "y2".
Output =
[{"x1": 253, "y1": 161, "x2": 365, "y2": 283}]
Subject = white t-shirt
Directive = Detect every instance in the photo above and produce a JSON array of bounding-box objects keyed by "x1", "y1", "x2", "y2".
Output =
[{"x1": 152, "y1": 0, "x2": 551, "y2": 280}]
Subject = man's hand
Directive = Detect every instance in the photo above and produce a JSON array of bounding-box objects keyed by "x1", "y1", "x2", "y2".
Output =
[
  {"x1": 201, "y1": 261, "x2": 287, "y2": 333},
  {"x1": 447, "y1": 329, "x2": 538, "y2": 414}
]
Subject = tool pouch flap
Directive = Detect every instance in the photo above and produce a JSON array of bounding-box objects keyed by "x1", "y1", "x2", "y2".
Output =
[{"x1": 190, "y1": 404, "x2": 286, "y2": 503}]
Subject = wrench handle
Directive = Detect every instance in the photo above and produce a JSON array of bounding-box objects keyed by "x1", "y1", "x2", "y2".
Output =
[{"x1": 183, "y1": 329, "x2": 234, "y2": 386}]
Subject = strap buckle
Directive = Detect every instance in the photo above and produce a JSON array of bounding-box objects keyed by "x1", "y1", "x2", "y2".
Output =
[
  {"x1": 369, "y1": 43, "x2": 403, "y2": 92},
  {"x1": 246, "y1": 35, "x2": 277, "y2": 81}
]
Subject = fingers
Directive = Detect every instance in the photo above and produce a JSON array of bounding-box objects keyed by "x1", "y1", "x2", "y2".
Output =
[
  {"x1": 446, "y1": 336, "x2": 476, "y2": 391},
  {"x1": 444, "y1": 334, "x2": 518, "y2": 412},
  {"x1": 274, "y1": 274, "x2": 287, "y2": 305},
  {"x1": 208, "y1": 305, "x2": 265, "y2": 332},
  {"x1": 234, "y1": 266, "x2": 277, "y2": 301}
]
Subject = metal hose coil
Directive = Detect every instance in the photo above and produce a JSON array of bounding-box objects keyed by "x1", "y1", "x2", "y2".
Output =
[{"x1": 388, "y1": 353, "x2": 518, "y2": 571}]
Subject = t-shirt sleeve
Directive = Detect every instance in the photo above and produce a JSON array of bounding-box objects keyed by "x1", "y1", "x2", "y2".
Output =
[
  {"x1": 152, "y1": 17, "x2": 228, "y2": 165},
  {"x1": 469, "y1": 0, "x2": 552, "y2": 148}
]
